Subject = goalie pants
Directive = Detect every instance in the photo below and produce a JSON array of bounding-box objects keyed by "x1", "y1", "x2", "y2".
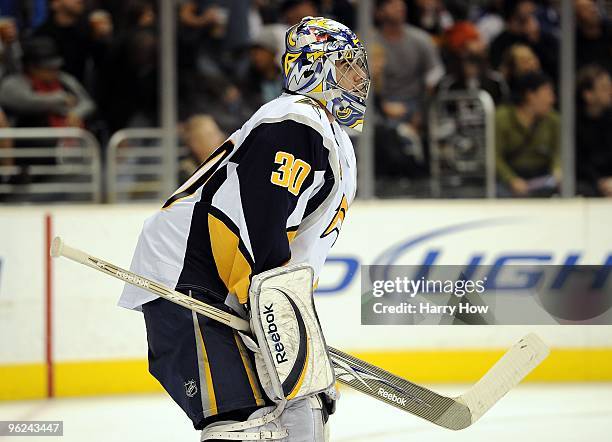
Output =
[{"x1": 142, "y1": 290, "x2": 270, "y2": 430}]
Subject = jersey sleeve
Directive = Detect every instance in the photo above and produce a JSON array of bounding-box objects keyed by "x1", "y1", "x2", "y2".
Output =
[{"x1": 208, "y1": 119, "x2": 329, "y2": 303}]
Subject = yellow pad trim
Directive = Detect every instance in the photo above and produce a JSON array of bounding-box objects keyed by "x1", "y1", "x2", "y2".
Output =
[{"x1": 287, "y1": 337, "x2": 310, "y2": 400}]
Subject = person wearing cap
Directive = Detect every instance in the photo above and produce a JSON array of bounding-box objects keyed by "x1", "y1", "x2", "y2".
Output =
[
  {"x1": 0, "y1": 37, "x2": 95, "y2": 193},
  {"x1": 0, "y1": 36, "x2": 95, "y2": 130},
  {"x1": 438, "y1": 21, "x2": 510, "y2": 104}
]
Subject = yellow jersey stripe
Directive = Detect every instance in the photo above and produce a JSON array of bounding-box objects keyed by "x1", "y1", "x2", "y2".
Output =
[
  {"x1": 194, "y1": 313, "x2": 218, "y2": 415},
  {"x1": 208, "y1": 213, "x2": 253, "y2": 303}
]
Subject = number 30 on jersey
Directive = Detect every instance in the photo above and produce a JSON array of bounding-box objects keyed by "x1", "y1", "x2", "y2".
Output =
[{"x1": 270, "y1": 151, "x2": 311, "y2": 196}]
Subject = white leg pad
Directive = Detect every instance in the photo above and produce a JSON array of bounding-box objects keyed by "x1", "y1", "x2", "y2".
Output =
[{"x1": 201, "y1": 397, "x2": 328, "y2": 441}]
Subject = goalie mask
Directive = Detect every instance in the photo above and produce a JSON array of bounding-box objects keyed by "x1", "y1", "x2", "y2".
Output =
[{"x1": 282, "y1": 17, "x2": 371, "y2": 132}]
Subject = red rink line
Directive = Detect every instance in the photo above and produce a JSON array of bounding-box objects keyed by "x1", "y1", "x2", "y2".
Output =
[{"x1": 45, "y1": 214, "x2": 54, "y2": 398}]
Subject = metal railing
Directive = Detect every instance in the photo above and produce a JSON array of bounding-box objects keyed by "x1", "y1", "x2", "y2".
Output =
[
  {"x1": 0, "y1": 128, "x2": 101, "y2": 203},
  {"x1": 428, "y1": 90, "x2": 496, "y2": 198},
  {"x1": 106, "y1": 128, "x2": 182, "y2": 203}
]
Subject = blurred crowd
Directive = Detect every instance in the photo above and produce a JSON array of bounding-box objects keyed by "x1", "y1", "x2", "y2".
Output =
[
  {"x1": 371, "y1": 0, "x2": 611, "y2": 198},
  {"x1": 0, "y1": 0, "x2": 610, "y2": 199}
]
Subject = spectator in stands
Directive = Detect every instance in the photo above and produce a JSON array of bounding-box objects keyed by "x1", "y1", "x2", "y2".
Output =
[
  {"x1": 0, "y1": 17, "x2": 22, "y2": 78},
  {"x1": 0, "y1": 37, "x2": 95, "y2": 129},
  {"x1": 238, "y1": 26, "x2": 283, "y2": 110},
  {"x1": 280, "y1": 0, "x2": 318, "y2": 26},
  {"x1": 179, "y1": 114, "x2": 225, "y2": 183},
  {"x1": 535, "y1": 0, "x2": 560, "y2": 38},
  {"x1": 0, "y1": 37, "x2": 95, "y2": 189},
  {"x1": 183, "y1": 80, "x2": 251, "y2": 134},
  {"x1": 264, "y1": 0, "x2": 319, "y2": 64},
  {"x1": 406, "y1": 0, "x2": 453, "y2": 42},
  {"x1": 0, "y1": 109, "x2": 15, "y2": 200},
  {"x1": 177, "y1": 0, "x2": 254, "y2": 129},
  {"x1": 86, "y1": 1, "x2": 126, "y2": 27},
  {"x1": 126, "y1": 0, "x2": 156, "y2": 27},
  {"x1": 499, "y1": 43, "x2": 541, "y2": 92},
  {"x1": 34, "y1": 0, "x2": 112, "y2": 85},
  {"x1": 438, "y1": 21, "x2": 510, "y2": 104},
  {"x1": 575, "y1": 0, "x2": 612, "y2": 74},
  {"x1": 0, "y1": 0, "x2": 48, "y2": 33},
  {"x1": 372, "y1": 0, "x2": 444, "y2": 179},
  {"x1": 476, "y1": 0, "x2": 505, "y2": 45},
  {"x1": 575, "y1": 65, "x2": 612, "y2": 197},
  {"x1": 374, "y1": 0, "x2": 444, "y2": 126},
  {"x1": 88, "y1": 9, "x2": 113, "y2": 42},
  {"x1": 0, "y1": 107, "x2": 13, "y2": 172},
  {"x1": 319, "y1": 0, "x2": 355, "y2": 30},
  {"x1": 495, "y1": 72, "x2": 559, "y2": 197},
  {"x1": 489, "y1": 0, "x2": 558, "y2": 82},
  {"x1": 103, "y1": 0, "x2": 158, "y2": 131},
  {"x1": 178, "y1": 0, "x2": 231, "y2": 79}
]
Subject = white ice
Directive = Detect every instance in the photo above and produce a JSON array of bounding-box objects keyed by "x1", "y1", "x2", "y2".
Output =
[{"x1": 1, "y1": 384, "x2": 611, "y2": 441}]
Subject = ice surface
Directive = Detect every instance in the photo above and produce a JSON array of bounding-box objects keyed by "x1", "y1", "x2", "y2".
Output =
[{"x1": 0, "y1": 384, "x2": 610, "y2": 441}]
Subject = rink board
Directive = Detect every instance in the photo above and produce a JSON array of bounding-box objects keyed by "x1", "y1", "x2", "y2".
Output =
[{"x1": 1, "y1": 200, "x2": 611, "y2": 400}]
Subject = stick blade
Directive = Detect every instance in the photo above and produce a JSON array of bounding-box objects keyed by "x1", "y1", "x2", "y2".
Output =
[
  {"x1": 454, "y1": 333, "x2": 550, "y2": 427},
  {"x1": 50, "y1": 236, "x2": 64, "y2": 258},
  {"x1": 330, "y1": 347, "x2": 472, "y2": 430}
]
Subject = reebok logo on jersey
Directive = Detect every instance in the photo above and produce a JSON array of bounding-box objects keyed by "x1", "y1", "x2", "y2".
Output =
[
  {"x1": 378, "y1": 388, "x2": 407, "y2": 406},
  {"x1": 263, "y1": 303, "x2": 289, "y2": 364}
]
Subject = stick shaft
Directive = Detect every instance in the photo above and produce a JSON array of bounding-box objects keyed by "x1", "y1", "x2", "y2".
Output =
[{"x1": 52, "y1": 237, "x2": 250, "y2": 332}]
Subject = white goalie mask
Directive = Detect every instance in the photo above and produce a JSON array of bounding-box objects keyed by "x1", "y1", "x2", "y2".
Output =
[{"x1": 282, "y1": 17, "x2": 371, "y2": 132}]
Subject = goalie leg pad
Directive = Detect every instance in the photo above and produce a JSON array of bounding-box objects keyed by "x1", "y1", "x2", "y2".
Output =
[
  {"x1": 200, "y1": 396, "x2": 328, "y2": 441},
  {"x1": 247, "y1": 264, "x2": 335, "y2": 403}
]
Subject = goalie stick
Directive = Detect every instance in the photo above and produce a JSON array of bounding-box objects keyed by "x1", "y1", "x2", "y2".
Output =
[{"x1": 50, "y1": 236, "x2": 549, "y2": 430}]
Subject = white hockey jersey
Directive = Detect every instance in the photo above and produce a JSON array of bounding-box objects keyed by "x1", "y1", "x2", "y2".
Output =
[{"x1": 119, "y1": 93, "x2": 356, "y2": 310}]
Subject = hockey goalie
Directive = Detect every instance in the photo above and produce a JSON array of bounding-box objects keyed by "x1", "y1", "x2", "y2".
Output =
[{"x1": 118, "y1": 16, "x2": 370, "y2": 441}]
